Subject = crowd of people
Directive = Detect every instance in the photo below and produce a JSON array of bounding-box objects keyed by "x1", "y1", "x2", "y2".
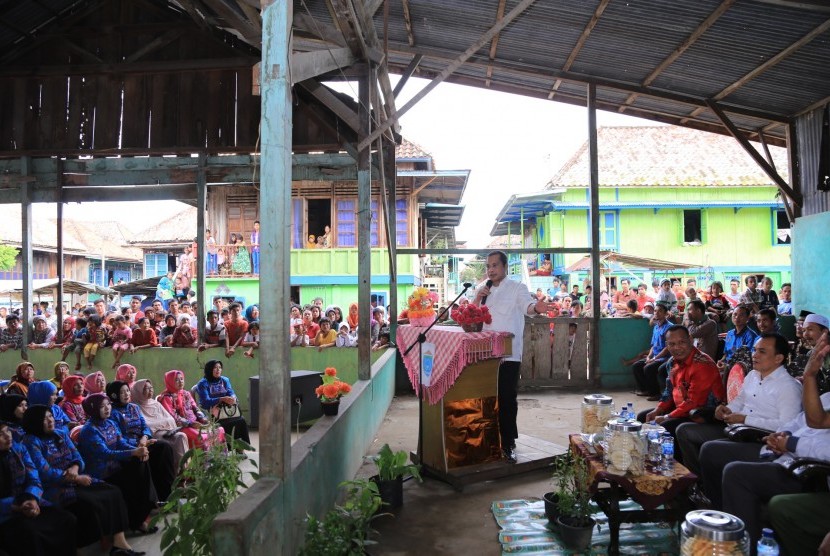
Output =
[{"x1": 0, "y1": 359, "x2": 250, "y2": 554}]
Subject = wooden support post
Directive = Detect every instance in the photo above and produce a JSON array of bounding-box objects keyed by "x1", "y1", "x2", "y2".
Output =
[
  {"x1": 56, "y1": 159, "x2": 64, "y2": 319},
  {"x1": 196, "y1": 155, "x2": 207, "y2": 343},
  {"x1": 786, "y1": 121, "x2": 802, "y2": 220},
  {"x1": 587, "y1": 84, "x2": 601, "y2": 385},
  {"x1": 386, "y1": 144, "x2": 398, "y2": 339},
  {"x1": 357, "y1": 68, "x2": 372, "y2": 379},
  {"x1": 258, "y1": 0, "x2": 293, "y2": 486},
  {"x1": 21, "y1": 157, "x2": 32, "y2": 354}
]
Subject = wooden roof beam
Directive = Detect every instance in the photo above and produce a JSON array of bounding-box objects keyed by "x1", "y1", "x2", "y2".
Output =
[
  {"x1": 392, "y1": 53, "x2": 422, "y2": 96},
  {"x1": 485, "y1": 0, "x2": 507, "y2": 88},
  {"x1": 124, "y1": 29, "x2": 184, "y2": 63},
  {"x1": 706, "y1": 99, "x2": 801, "y2": 206},
  {"x1": 292, "y1": 48, "x2": 358, "y2": 83},
  {"x1": 619, "y1": 0, "x2": 735, "y2": 113},
  {"x1": 548, "y1": 0, "x2": 610, "y2": 100},
  {"x1": 401, "y1": 0, "x2": 415, "y2": 47},
  {"x1": 297, "y1": 79, "x2": 360, "y2": 132},
  {"x1": 293, "y1": 12, "x2": 347, "y2": 47},
  {"x1": 200, "y1": 0, "x2": 262, "y2": 45},
  {"x1": 358, "y1": 0, "x2": 538, "y2": 150},
  {"x1": 684, "y1": 18, "x2": 830, "y2": 123}
]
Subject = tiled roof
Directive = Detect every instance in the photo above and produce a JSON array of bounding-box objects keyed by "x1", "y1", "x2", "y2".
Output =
[
  {"x1": 0, "y1": 211, "x2": 87, "y2": 253},
  {"x1": 547, "y1": 126, "x2": 789, "y2": 188},
  {"x1": 58, "y1": 219, "x2": 143, "y2": 262},
  {"x1": 130, "y1": 206, "x2": 197, "y2": 244},
  {"x1": 396, "y1": 139, "x2": 432, "y2": 160}
]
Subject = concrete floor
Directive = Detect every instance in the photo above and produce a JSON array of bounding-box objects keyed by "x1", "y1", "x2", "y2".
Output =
[
  {"x1": 355, "y1": 388, "x2": 635, "y2": 556},
  {"x1": 111, "y1": 387, "x2": 633, "y2": 555}
]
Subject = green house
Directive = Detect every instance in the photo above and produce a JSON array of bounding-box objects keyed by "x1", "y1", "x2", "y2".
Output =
[
  {"x1": 129, "y1": 140, "x2": 469, "y2": 309},
  {"x1": 492, "y1": 126, "x2": 792, "y2": 291}
]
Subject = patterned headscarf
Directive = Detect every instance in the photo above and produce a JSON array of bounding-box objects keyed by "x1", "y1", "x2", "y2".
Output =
[{"x1": 83, "y1": 371, "x2": 106, "y2": 394}]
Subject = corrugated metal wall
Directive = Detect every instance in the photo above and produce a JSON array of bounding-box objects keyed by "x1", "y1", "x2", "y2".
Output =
[{"x1": 796, "y1": 106, "x2": 830, "y2": 216}]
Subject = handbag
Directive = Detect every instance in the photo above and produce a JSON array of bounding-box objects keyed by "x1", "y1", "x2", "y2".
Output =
[{"x1": 211, "y1": 402, "x2": 241, "y2": 420}]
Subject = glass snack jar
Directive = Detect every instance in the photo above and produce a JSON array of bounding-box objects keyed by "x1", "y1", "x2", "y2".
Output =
[
  {"x1": 603, "y1": 418, "x2": 646, "y2": 476},
  {"x1": 581, "y1": 394, "x2": 614, "y2": 437},
  {"x1": 680, "y1": 510, "x2": 749, "y2": 556}
]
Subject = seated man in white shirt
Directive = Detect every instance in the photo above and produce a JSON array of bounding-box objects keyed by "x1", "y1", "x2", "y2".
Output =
[{"x1": 676, "y1": 333, "x2": 802, "y2": 476}]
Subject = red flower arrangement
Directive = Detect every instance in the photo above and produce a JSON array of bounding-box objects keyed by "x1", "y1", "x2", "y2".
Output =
[
  {"x1": 451, "y1": 304, "x2": 492, "y2": 331},
  {"x1": 315, "y1": 367, "x2": 352, "y2": 403}
]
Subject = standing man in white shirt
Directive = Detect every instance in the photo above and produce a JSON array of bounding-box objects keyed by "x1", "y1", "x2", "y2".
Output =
[{"x1": 475, "y1": 251, "x2": 555, "y2": 463}]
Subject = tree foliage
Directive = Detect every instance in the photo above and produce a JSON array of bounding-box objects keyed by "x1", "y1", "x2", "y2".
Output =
[{"x1": 0, "y1": 245, "x2": 19, "y2": 272}]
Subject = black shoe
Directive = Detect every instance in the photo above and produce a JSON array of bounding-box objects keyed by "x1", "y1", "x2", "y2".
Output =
[
  {"x1": 502, "y1": 446, "x2": 517, "y2": 464},
  {"x1": 111, "y1": 548, "x2": 146, "y2": 556},
  {"x1": 133, "y1": 524, "x2": 158, "y2": 535}
]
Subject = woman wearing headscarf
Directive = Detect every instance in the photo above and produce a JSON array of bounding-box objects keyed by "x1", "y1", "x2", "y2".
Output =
[
  {"x1": 49, "y1": 361, "x2": 70, "y2": 393},
  {"x1": 58, "y1": 375, "x2": 87, "y2": 429},
  {"x1": 6, "y1": 362, "x2": 36, "y2": 398},
  {"x1": 244, "y1": 304, "x2": 260, "y2": 324},
  {"x1": 27, "y1": 316, "x2": 56, "y2": 350},
  {"x1": 76, "y1": 393, "x2": 158, "y2": 534},
  {"x1": 26, "y1": 381, "x2": 73, "y2": 431},
  {"x1": 115, "y1": 364, "x2": 137, "y2": 388},
  {"x1": 347, "y1": 302, "x2": 359, "y2": 332},
  {"x1": 159, "y1": 370, "x2": 225, "y2": 449},
  {"x1": 0, "y1": 422, "x2": 77, "y2": 556},
  {"x1": 0, "y1": 394, "x2": 27, "y2": 442},
  {"x1": 196, "y1": 360, "x2": 250, "y2": 446},
  {"x1": 107, "y1": 381, "x2": 175, "y2": 502},
  {"x1": 83, "y1": 370, "x2": 106, "y2": 396},
  {"x1": 131, "y1": 379, "x2": 188, "y2": 471},
  {"x1": 20, "y1": 405, "x2": 144, "y2": 555},
  {"x1": 170, "y1": 315, "x2": 198, "y2": 347}
]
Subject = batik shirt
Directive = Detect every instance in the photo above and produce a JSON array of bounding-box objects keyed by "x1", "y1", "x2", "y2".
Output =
[
  {"x1": 22, "y1": 428, "x2": 95, "y2": 505},
  {"x1": 110, "y1": 403, "x2": 152, "y2": 446},
  {"x1": 0, "y1": 442, "x2": 44, "y2": 524},
  {"x1": 77, "y1": 419, "x2": 135, "y2": 479}
]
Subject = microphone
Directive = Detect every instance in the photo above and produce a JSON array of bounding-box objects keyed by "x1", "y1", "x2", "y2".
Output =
[
  {"x1": 463, "y1": 282, "x2": 472, "y2": 289},
  {"x1": 482, "y1": 279, "x2": 493, "y2": 305}
]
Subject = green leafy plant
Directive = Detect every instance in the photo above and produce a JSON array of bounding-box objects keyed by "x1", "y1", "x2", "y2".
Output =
[
  {"x1": 153, "y1": 431, "x2": 258, "y2": 556},
  {"x1": 300, "y1": 479, "x2": 385, "y2": 556},
  {"x1": 552, "y1": 450, "x2": 593, "y2": 526},
  {"x1": 367, "y1": 443, "x2": 422, "y2": 482},
  {"x1": 0, "y1": 244, "x2": 19, "y2": 272}
]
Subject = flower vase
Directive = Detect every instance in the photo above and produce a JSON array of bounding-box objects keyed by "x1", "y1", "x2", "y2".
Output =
[
  {"x1": 321, "y1": 400, "x2": 340, "y2": 416},
  {"x1": 461, "y1": 322, "x2": 483, "y2": 333}
]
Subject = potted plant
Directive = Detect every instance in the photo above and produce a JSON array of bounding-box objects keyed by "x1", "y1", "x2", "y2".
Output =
[
  {"x1": 153, "y1": 435, "x2": 257, "y2": 556},
  {"x1": 366, "y1": 443, "x2": 422, "y2": 508},
  {"x1": 450, "y1": 303, "x2": 492, "y2": 333},
  {"x1": 300, "y1": 479, "x2": 385, "y2": 555},
  {"x1": 553, "y1": 450, "x2": 596, "y2": 550},
  {"x1": 543, "y1": 453, "x2": 571, "y2": 525},
  {"x1": 315, "y1": 366, "x2": 352, "y2": 416}
]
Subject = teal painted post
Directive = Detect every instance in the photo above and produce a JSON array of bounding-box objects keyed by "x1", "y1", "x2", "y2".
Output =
[
  {"x1": 56, "y1": 159, "x2": 64, "y2": 325},
  {"x1": 21, "y1": 157, "x2": 32, "y2": 353},
  {"x1": 196, "y1": 155, "x2": 206, "y2": 340},
  {"x1": 357, "y1": 69, "x2": 372, "y2": 379},
  {"x1": 259, "y1": 0, "x2": 292, "y2": 480},
  {"x1": 587, "y1": 84, "x2": 601, "y2": 384}
]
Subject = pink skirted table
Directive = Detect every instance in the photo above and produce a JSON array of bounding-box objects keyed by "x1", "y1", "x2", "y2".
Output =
[{"x1": 396, "y1": 325, "x2": 512, "y2": 475}]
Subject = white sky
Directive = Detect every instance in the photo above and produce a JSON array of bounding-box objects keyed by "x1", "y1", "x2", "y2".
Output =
[{"x1": 31, "y1": 77, "x2": 652, "y2": 244}]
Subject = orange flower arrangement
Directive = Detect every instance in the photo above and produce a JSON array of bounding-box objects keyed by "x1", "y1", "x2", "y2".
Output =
[
  {"x1": 407, "y1": 286, "x2": 439, "y2": 319},
  {"x1": 315, "y1": 366, "x2": 352, "y2": 403}
]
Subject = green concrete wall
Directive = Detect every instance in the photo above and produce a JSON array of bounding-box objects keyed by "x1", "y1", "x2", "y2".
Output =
[
  {"x1": 0, "y1": 347, "x2": 385, "y2": 422},
  {"x1": 597, "y1": 318, "x2": 654, "y2": 389},
  {"x1": 212, "y1": 349, "x2": 398, "y2": 555}
]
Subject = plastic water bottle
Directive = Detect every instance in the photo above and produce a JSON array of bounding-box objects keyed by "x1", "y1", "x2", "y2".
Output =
[
  {"x1": 757, "y1": 528, "x2": 780, "y2": 555},
  {"x1": 626, "y1": 402, "x2": 635, "y2": 420},
  {"x1": 647, "y1": 429, "x2": 661, "y2": 464},
  {"x1": 660, "y1": 433, "x2": 674, "y2": 475}
]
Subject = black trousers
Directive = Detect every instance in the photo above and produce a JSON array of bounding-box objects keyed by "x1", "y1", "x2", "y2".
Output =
[
  {"x1": 148, "y1": 439, "x2": 176, "y2": 502},
  {"x1": 632, "y1": 357, "x2": 666, "y2": 395},
  {"x1": 105, "y1": 458, "x2": 158, "y2": 530},
  {"x1": 0, "y1": 506, "x2": 77, "y2": 556},
  {"x1": 498, "y1": 360, "x2": 520, "y2": 449}
]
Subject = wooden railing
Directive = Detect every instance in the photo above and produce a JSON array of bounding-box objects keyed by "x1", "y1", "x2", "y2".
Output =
[{"x1": 519, "y1": 316, "x2": 594, "y2": 388}]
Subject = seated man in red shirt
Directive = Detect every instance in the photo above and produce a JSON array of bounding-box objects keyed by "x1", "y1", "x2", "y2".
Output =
[{"x1": 638, "y1": 325, "x2": 725, "y2": 441}]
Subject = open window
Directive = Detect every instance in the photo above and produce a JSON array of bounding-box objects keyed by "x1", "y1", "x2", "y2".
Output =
[
  {"x1": 774, "y1": 209, "x2": 791, "y2": 245},
  {"x1": 682, "y1": 210, "x2": 705, "y2": 245},
  {"x1": 307, "y1": 198, "x2": 332, "y2": 247}
]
